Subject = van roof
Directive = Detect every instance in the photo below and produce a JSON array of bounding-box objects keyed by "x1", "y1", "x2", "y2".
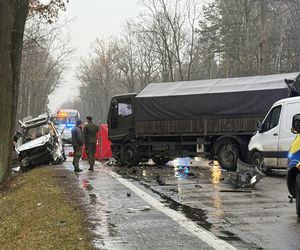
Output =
[{"x1": 273, "y1": 96, "x2": 300, "y2": 106}]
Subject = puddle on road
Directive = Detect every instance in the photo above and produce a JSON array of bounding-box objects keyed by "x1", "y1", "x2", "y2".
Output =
[
  {"x1": 113, "y1": 160, "x2": 227, "y2": 231},
  {"x1": 89, "y1": 193, "x2": 97, "y2": 204},
  {"x1": 218, "y1": 230, "x2": 243, "y2": 242},
  {"x1": 112, "y1": 160, "x2": 255, "y2": 246},
  {"x1": 75, "y1": 159, "x2": 252, "y2": 248},
  {"x1": 140, "y1": 182, "x2": 212, "y2": 230},
  {"x1": 210, "y1": 164, "x2": 222, "y2": 184},
  {"x1": 108, "y1": 222, "x2": 118, "y2": 237}
]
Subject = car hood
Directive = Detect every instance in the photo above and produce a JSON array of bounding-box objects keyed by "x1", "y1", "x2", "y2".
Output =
[{"x1": 16, "y1": 134, "x2": 51, "y2": 152}]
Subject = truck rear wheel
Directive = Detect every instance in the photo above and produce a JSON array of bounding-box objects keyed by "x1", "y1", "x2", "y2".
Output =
[
  {"x1": 295, "y1": 173, "x2": 300, "y2": 217},
  {"x1": 120, "y1": 143, "x2": 139, "y2": 166},
  {"x1": 217, "y1": 143, "x2": 239, "y2": 171},
  {"x1": 111, "y1": 144, "x2": 121, "y2": 162}
]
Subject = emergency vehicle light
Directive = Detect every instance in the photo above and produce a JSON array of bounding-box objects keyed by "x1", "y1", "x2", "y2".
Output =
[{"x1": 58, "y1": 111, "x2": 68, "y2": 118}]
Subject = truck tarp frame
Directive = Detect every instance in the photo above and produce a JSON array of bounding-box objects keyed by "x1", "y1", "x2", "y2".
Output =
[{"x1": 135, "y1": 72, "x2": 300, "y2": 121}]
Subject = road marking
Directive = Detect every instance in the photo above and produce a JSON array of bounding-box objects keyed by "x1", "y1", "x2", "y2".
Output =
[{"x1": 110, "y1": 171, "x2": 237, "y2": 250}]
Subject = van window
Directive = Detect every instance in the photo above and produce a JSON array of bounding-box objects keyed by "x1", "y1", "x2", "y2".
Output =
[
  {"x1": 262, "y1": 105, "x2": 282, "y2": 132},
  {"x1": 285, "y1": 102, "x2": 300, "y2": 132}
]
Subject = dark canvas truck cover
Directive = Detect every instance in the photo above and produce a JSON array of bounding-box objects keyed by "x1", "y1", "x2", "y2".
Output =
[{"x1": 135, "y1": 72, "x2": 300, "y2": 135}]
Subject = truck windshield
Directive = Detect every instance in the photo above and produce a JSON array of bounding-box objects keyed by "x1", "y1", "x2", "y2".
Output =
[
  {"x1": 118, "y1": 103, "x2": 132, "y2": 117},
  {"x1": 118, "y1": 98, "x2": 132, "y2": 117}
]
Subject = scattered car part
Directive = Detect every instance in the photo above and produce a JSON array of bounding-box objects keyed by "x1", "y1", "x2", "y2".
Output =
[{"x1": 226, "y1": 159, "x2": 265, "y2": 188}]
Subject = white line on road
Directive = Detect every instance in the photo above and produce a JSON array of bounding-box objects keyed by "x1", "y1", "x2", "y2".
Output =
[{"x1": 110, "y1": 171, "x2": 237, "y2": 250}]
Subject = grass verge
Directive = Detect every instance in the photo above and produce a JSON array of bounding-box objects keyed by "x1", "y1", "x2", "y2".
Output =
[{"x1": 0, "y1": 167, "x2": 92, "y2": 250}]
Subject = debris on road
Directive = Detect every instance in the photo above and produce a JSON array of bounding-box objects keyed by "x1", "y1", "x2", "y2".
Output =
[
  {"x1": 105, "y1": 157, "x2": 119, "y2": 166},
  {"x1": 220, "y1": 189, "x2": 252, "y2": 193},
  {"x1": 126, "y1": 206, "x2": 151, "y2": 212},
  {"x1": 82, "y1": 179, "x2": 93, "y2": 190},
  {"x1": 226, "y1": 159, "x2": 265, "y2": 188},
  {"x1": 155, "y1": 174, "x2": 166, "y2": 185}
]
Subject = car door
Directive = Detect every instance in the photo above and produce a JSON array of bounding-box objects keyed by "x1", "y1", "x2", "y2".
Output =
[{"x1": 259, "y1": 105, "x2": 282, "y2": 167}]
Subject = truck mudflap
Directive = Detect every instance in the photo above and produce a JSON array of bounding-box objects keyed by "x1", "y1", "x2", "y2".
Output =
[{"x1": 226, "y1": 159, "x2": 265, "y2": 188}]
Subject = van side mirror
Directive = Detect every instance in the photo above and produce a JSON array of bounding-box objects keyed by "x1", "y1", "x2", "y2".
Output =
[
  {"x1": 292, "y1": 114, "x2": 300, "y2": 134},
  {"x1": 257, "y1": 121, "x2": 262, "y2": 133}
]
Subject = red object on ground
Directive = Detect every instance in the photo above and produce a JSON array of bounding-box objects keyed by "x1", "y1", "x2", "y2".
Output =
[
  {"x1": 99, "y1": 124, "x2": 112, "y2": 160},
  {"x1": 82, "y1": 124, "x2": 112, "y2": 160}
]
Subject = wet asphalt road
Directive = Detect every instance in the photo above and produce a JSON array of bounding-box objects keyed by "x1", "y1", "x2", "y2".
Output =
[{"x1": 63, "y1": 154, "x2": 300, "y2": 250}]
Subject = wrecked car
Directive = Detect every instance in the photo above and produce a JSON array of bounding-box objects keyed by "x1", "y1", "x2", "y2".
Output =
[{"x1": 14, "y1": 113, "x2": 66, "y2": 171}]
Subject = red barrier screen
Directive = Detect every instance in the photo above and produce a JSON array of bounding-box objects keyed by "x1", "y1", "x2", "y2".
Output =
[{"x1": 82, "y1": 124, "x2": 112, "y2": 160}]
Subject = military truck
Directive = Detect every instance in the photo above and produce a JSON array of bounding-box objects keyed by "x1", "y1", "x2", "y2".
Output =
[{"x1": 107, "y1": 72, "x2": 300, "y2": 170}]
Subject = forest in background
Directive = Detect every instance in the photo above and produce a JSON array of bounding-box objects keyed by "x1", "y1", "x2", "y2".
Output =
[{"x1": 18, "y1": 0, "x2": 300, "y2": 123}]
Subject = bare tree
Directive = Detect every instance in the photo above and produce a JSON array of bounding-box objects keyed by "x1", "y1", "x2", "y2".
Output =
[
  {"x1": 0, "y1": 0, "x2": 67, "y2": 184},
  {"x1": 77, "y1": 38, "x2": 122, "y2": 122},
  {"x1": 18, "y1": 19, "x2": 73, "y2": 119}
]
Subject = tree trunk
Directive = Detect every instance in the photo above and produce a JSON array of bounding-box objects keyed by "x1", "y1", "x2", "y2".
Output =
[
  {"x1": 244, "y1": 0, "x2": 251, "y2": 74},
  {"x1": 0, "y1": 0, "x2": 29, "y2": 183},
  {"x1": 259, "y1": 0, "x2": 267, "y2": 74}
]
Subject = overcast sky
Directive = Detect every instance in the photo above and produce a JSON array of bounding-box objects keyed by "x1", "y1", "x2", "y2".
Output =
[{"x1": 48, "y1": 0, "x2": 141, "y2": 112}]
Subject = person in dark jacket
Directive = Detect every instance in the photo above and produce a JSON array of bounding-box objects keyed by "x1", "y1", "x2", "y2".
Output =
[
  {"x1": 71, "y1": 120, "x2": 84, "y2": 172},
  {"x1": 83, "y1": 116, "x2": 99, "y2": 171}
]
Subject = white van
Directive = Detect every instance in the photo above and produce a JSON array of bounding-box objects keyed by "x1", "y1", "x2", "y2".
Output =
[{"x1": 248, "y1": 96, "x2": 300, "y2": 170}]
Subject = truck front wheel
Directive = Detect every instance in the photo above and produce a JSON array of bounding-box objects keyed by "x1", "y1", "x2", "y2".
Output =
[
  {"x1": 217, "y1": 143, "x2": 239, "y2": 171},
  {"x1": 120, "y1": 143, "x2": 139, "y2": 166}
]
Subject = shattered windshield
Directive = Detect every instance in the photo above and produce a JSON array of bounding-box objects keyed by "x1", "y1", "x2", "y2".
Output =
[{"x1": 25, "y1": 124, "x2": 51, "y2": 140}]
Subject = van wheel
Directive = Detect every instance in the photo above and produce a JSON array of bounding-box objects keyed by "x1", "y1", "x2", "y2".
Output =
[
  {"x1": 295, "y1": 174, "x2": 300, "y2": 217},
  {"x1": 121, "y1": 143, "x2": 139, "y2": 166},
  {"x1": 217, "y1": 143, "x2": 239, "y2": 171},
  {"x1": 251, "y1": 151, "x2": 268, "y2": 173}
]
